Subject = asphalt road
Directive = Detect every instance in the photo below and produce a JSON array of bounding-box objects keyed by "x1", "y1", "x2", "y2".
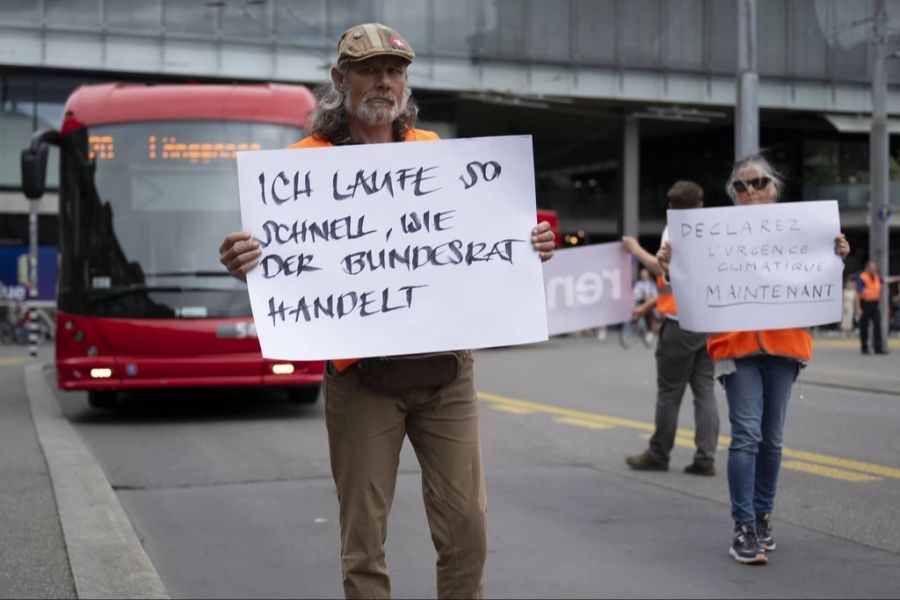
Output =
[{"x1": 46, "y1": 336, "x2": 900, "y2": 598}]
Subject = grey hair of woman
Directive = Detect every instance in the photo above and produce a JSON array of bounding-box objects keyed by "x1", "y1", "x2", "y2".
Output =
[
  {"x1": 307, "y1": 63, "x2": 419, "y2": 141},
  {"x1": 726, "y1": 153, "x2": 784, "y2": 203}
]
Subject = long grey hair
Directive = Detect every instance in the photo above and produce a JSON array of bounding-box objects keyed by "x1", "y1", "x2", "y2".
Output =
[
  {"x1": 307, "y1": 63, "x2": 419, "y2": 142},
  {"x1": 726, "y1": 153, "x2": 784, "y2": 203}
]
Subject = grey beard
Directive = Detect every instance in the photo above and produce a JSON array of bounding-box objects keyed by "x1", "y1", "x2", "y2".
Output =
[
  {"x1": 346, "y1": 93, "x2": 405, "y2": 126},
  {"x1": 355, "y1": 102, "x2": 399, "y2": 125}
]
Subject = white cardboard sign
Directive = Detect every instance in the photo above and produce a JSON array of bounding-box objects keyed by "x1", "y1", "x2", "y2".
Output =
[
  {"x1": 236, "y1": 135, "x2": 549, "y2": 360},
  {"x1": 667, "y1": 200, "x2": 843, "y2": 332},
  {"x1": 542, "y1": 243, "x2": 633, "y2": 335}
]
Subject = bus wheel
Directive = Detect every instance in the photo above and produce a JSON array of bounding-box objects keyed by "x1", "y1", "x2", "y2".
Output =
[
  {"x1": 286, "y1": 385, "x2": 320, "y2": 404},
  {"x1": 88, "y1": 390, "x2": 118, "y2": 409}
]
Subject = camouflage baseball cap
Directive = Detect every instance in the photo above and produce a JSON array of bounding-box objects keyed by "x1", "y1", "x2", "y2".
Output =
[{"x1": 337, "y1": 23, "x2": 415, "y2": 64}]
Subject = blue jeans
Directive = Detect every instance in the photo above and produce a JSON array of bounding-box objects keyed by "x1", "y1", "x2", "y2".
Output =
[{"x1": 724, "y1": 355, "x2": 798, "y2": 527}]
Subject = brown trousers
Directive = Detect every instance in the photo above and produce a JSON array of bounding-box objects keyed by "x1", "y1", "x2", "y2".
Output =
[{"x1": 324, "y1": 352, "x2": 487, "y2": 599}]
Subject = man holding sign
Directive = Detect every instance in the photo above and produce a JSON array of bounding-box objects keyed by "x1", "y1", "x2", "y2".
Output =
[
  {"x1": 622, "y1": 181, "x2": 718, "y2": 478},
  {"x1": 219, "y1": 23, "x2": 555, "y2": 599},
  {"x1": 658, "y1": 154, "x2": 849, "y2": 566}
]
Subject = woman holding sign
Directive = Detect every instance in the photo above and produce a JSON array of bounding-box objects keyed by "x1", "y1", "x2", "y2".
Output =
[{"x1": 657, "y1": 154, "x2": 850, "y2": 566}]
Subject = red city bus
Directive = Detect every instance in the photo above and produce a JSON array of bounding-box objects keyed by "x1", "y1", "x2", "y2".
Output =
[{"x1": 21, "y1": 83, "x2": 325, "y2": 408}]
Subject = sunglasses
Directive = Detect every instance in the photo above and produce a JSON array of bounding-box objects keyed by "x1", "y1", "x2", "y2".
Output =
[{"x1": 732, "y1": 177, "x2": 771, "y2": 193}]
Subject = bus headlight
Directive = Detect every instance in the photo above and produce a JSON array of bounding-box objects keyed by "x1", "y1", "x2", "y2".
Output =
[
  {"x1": 271, "y1": 363, "x2": 295, "y2": 375},
  {"x1": 90, "y1": 368, "x2": 112, "y2": 379}
]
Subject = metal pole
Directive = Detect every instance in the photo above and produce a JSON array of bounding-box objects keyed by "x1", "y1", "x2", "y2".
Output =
[
  {"x1": 27, "y1": 198, "x2": 39, "y2": 358},
  {"x1": 736, "y1": 0, "x2": 759, "y2": 160},
  {"x1": 870, "y1": 0, "x2": 890, "y2": 348}
]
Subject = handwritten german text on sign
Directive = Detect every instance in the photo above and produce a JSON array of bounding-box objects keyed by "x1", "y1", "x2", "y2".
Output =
[
  {"x1": 236, "y1": 135, "x2": 548, "y2": 360},
  {"x1": 543, "y1": 243, "x2": 633, "y2": 335},
  {"x1": 667, "y1": 200, "x2": 842, "y2": 332}
]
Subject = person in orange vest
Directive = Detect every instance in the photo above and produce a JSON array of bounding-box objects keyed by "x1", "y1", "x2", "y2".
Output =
[
  {"x1": 657, "y1": 154, "x2": 850, "y2": 566},
  {"x1": 855, "y1": 260, "x2": 900, "y2": 355},
  {"x1": 218, "y1": 23, "x2": 556, "y2": 599},
  {"x1": 621, "y1": 180, "x2": 718, "y2": 477}
]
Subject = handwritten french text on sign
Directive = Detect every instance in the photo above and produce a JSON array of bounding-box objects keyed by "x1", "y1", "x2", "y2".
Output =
[
  {"x1": 543, "y1": 243, "x2": 633, "y2": 335},
  {"x1": 236, "y1": 135, "x2": 548, "y2": 360},
  {"x1": 667, "y1": 200, "x2": 842, "y2": 332}
]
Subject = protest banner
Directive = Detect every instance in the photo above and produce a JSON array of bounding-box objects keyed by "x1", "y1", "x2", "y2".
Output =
[
  {"x1": 543, "y1": 243, "x2": 633, "y2": 335},
  {"x1": 667, "y1": 200, "x2": 843, "y2": 332},
  {"x1": 236, "y1": 135, "x2": 548, "y2": 360}
]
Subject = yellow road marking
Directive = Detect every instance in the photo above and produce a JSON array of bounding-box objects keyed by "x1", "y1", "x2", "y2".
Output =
[
  {"x1": 781, "y1": 460, "x2": 881, "y2": 482},
  {"x1": 553, "y1": 416, "x2": 615, "y2": 430},
  {"x1": 479, "y1": 391, "x2": 900, "y2": 481},
  {"x1": 490, "y1": 404, "x2": 538, "y2": 415},
  {"x1": 479, "y1": 391, "x2": 653, "y2": 431},
  {"x1": 0, "y1": 356, "x2": 29, "y2": 366},
  {"x1": 814, "y1": 338, "x2": 900, "y2": 349},
  {"x1": 778, "y1": 448, "x2": 900, "y2": 479},
  {"x1": 672, "y1": 436, "x2": 883, "y2": 481},
  {"x1": 672, "y1": 435, "x2": 695, "y2": 448},
  {"x1": 644, "y1": 434, "x2": 883, "y2": 482}
]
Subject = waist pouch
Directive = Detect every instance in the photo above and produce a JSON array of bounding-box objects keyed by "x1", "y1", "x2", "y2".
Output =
[{"x1": 357, "y1": 352, "x2": 462, "y2": 391}]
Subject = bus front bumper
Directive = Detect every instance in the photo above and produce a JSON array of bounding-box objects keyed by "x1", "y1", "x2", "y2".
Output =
[{"x1": 56, "y1": 353, "x2": 324, "y2": 390}]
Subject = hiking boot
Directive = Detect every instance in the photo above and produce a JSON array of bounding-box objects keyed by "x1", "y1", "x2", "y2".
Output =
[
  {"x1": 683, "y1": 461, "x2": 716, "y2": 476},
  {"x1": 729, "y1": 523, "x2": 768, "y2": 565},
  {"x1": 625, "y1": 451, "x2": 668, "y2": 472},
  {"x1": 756, "y1": 513, "x2": 776, "y2": 552}
]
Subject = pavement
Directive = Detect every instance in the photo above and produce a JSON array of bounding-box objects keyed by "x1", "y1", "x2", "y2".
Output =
[
  {"x1": 800, "y1": 334, "x2": 900, "y2": 394},
  {"x1": 0, "y1": 346, "x2": 73, "y2": 599},
  {"x1": 0, "y1": 332, "x2": 897, "y2": 599}
]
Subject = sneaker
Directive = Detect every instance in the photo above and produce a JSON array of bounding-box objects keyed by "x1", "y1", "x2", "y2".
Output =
[
  {"x1": 729, "y1": 523, "x2": 768, "y2": 565},
  {"x1": 683, "y1": 461, "x2": 716, "y2": 476},
  {"x1": 756, "y1": 513, "x2": 775, "y2": 551},
  {"x1": 625, "y1": 451, "x2": 668, "y2": 472}
]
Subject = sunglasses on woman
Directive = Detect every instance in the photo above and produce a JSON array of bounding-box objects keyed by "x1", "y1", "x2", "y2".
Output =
[{"x1": 732, "y1": 177, "x2": 770, "y2": 193}]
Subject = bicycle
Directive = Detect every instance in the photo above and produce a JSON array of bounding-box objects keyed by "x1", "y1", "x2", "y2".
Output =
[
  {"x1": 0, "y1": 318, "x2": 29, "y2": 345},
  {"x1": 0, "y1": 304, "x2": 52, "y2": 345}
]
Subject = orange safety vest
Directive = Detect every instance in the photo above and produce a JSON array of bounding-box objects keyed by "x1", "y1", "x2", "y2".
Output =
[
  {"x1": 288, "y1": 127, "x2": 439, "y2": 149},
  {"x1": 858, "y1": 272, "x2": 882, "y2": 302},
  {"x1": 656, "y1": 275, "x2": 676, "y2": 315},
  {"x1": 706, "y1": 328, "x2": 812, "y2": 364},
  {"x1": 289, "y1": 128, "x2": 440, "y2": 372}
]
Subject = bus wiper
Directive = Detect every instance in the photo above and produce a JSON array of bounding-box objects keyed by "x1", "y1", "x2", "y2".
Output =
[
  {"x1": 90, "y1": 285, "x2": 237, "y2": 303},
  {"x1": 143, "y1": 270, "x2": 232, "y2": 278}
]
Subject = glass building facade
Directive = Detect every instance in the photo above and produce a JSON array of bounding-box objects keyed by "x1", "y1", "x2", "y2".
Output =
[{"x1": 2, "y1": 0, "x2": 900, "y2": 274}]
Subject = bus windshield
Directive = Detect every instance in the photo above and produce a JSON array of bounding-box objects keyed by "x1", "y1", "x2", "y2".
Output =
[{"x1": 58, "y1": 119, "x2": 303, "y2": 318}]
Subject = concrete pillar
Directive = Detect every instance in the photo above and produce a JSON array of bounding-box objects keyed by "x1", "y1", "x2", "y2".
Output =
[
  {"x1": 736, "y1": 0, "x2": 759, "y2": 160},
  {"x1": 622, "y1": 116, "x2": 640, "y2": 241}
]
